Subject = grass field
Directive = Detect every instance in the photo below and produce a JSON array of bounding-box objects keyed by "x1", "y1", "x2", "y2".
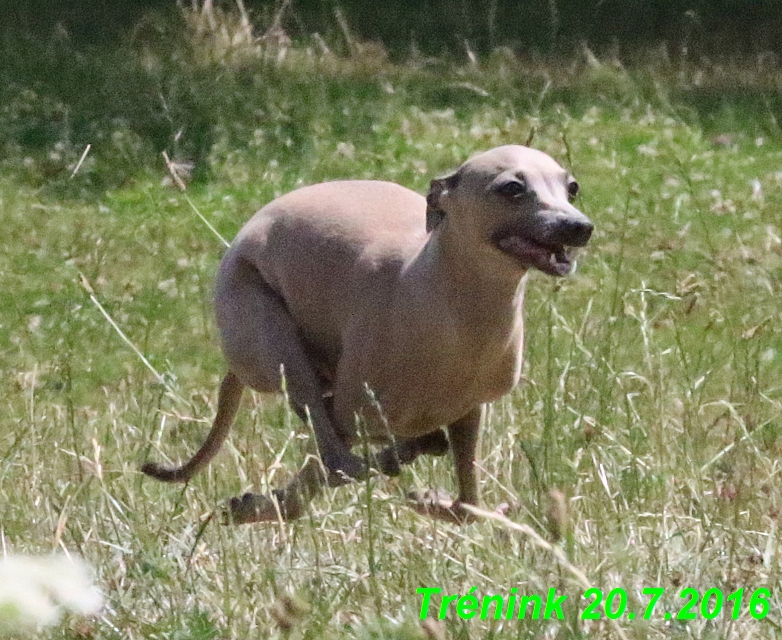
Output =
[{"x1": 2, "y1": 8, "x2": 782, "y2": 639}]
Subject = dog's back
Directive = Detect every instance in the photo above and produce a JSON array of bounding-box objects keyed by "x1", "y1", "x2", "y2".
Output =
[{"x1": 215, "y1": 180, "x2": 429, "y2": 385}]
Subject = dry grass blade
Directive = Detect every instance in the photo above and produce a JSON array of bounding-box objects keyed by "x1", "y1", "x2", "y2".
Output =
[
  {"x1": 69, "y1": 143, "x2": 91, "y2": 179},
  {"x1": 78, "y1": 272, "x2": 183, "y2": 405},
  {"x1": 163, "y1": 151, "x2": 230, "y2": 247},
  {"x1": 462, "y1": 504, "x2": 631, "y2": 640}
]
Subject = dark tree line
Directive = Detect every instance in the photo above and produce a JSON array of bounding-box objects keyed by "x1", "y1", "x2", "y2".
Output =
[{"x1": 5, "y1": 0, "x2": 782, "y2": 56}]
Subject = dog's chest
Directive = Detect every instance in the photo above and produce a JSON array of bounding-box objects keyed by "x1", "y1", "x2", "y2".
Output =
[
  {"x1": 368, "y1": 326, "x2": 525, "y2": 437},
  {"x1": 335, "y1": 275, "x2": 528, "y2": 438}
]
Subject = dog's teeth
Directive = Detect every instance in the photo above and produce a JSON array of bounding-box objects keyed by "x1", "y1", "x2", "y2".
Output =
[{"x1": 549, "y1": 253, "x2": 557, "y2": 265}]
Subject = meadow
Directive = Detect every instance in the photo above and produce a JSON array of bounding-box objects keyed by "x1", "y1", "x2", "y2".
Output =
[{"x1": 2, "y1": 6, "x2": 782, "y2": 639}]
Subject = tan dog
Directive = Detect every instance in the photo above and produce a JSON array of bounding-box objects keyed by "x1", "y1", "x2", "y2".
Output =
[{"x1": 142, "y1": 145, "x2": 593, "y2": 524}]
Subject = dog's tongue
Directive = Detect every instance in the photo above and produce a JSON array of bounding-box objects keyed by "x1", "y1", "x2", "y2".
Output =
[{"x1": 497, "y1": 236, "x2": 571, "y2": 276}]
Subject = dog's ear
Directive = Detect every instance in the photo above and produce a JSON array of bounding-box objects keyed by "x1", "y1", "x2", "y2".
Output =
[{"x1": 426, "y1": 171, "x2": 460, "y2": 232}]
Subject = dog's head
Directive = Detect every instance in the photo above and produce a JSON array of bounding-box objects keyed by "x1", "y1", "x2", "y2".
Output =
[{"x1": 426, "y1": 145, "x2": 593, "y2": 276}]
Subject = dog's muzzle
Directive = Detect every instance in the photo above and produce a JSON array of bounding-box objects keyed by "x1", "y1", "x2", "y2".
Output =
[{"x1": 494, "y1": 214, "x2": 593, "y2": 277}]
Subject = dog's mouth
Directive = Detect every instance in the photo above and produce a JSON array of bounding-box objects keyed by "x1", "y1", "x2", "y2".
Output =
[{"x1": 495, "y1": 234, "x2": 576, "y2": 277}]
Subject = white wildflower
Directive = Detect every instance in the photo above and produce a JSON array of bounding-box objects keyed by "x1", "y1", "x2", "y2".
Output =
[{"x1": 0, "y1": 555, "x2": 102, "y2": 635}]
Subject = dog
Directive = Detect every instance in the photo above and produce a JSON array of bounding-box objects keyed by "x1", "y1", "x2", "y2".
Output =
[{"x1": 142, "y1": 145, "x2": 593, "y2": 524}]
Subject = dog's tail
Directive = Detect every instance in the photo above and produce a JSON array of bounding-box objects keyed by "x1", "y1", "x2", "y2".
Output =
[{"x1": 141, "y1": 372, "x2": 244, "y2": 483}]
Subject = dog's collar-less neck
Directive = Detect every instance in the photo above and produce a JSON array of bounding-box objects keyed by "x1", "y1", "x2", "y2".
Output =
[{"x1": 409, "y1": 226, "x2": 529, "y2": 327}]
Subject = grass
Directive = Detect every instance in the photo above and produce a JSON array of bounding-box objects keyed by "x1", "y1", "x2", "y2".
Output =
[{"x1": 2, "y1": 6, "x2": 782, "y2": 639}]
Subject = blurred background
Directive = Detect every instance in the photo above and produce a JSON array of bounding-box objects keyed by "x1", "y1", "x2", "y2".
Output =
[
  {"x1": 6, "y1": 0, "x2": 782, "y2": 56},
  {"x1": 5, "y1": 0, "x2": 782, "y2": 197}
]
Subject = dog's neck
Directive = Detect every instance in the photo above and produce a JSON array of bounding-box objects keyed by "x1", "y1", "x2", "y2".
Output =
[
  {"x1": 395, "y1": 226, "x2": 529, "y2": 401},
  {"x1": 405, "y1": 224, "x2": 529, "y2": 338},
  {"x1": 431, "y1": 223, "x2": 526, "y2": 303}
]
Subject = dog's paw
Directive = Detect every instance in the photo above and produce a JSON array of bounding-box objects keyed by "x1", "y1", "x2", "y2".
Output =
[
  {"x1": 375, "y1": 446, "x2": 410, "y2": 477},
  {"x1": 375, "y1": 430, "x2": 450, "y2": 476},
  {"x1": 375, "y1": 450, "x2": 401, "y2": 477},
  {"x1": 416, "y1": 429, "x2": 449, "y2": 457},
  {"x1": 322, "y1": 451, "x2": 367, "y2": 487},
  {"x1": 225, "y1": 491, "x2": 297, "y2": 524},
  {"x1": 407, "y1": 489, "x2": 476, "y2": 525}
]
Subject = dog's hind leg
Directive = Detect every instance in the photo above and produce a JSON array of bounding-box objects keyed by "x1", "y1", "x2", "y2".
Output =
[
  {"x1": 227, "y1": 405, "x2": 450, "y2": 524},
  {"x1": 227, "y1": 446, "x2": 327, "y2": 523},
  {"x1": 216, "y1": 255, "x2": 367, "y2": 483},
  {"x1": 228, "y1": 428, "x2": 453, "y2": 523}
]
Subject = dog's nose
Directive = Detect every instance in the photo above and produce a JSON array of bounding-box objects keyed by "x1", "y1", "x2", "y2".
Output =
[{"x1": 560, "y1": 218, "x2": 593, "y2": 247}]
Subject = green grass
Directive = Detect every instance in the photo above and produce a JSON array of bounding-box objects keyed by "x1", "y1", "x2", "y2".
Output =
[{"x1": 2, "y1": 9, "x2": 782, "y2": 640}]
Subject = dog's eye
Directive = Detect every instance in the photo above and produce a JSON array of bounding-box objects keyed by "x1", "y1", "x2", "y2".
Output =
[
  {"x1": 497, "y1": 180, "x2": 528, "y2": 198},
  {"x1": 567, "y1": 179, "x2": 580, "y2": 199}
]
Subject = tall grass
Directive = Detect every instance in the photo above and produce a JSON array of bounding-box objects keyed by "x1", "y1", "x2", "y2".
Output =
[{"x1": 1, "y1": 4, "x2": 782, "y2": 639}]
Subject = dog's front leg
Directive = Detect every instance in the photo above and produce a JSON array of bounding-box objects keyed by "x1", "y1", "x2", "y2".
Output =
[
  {"x1": 447, "y1": 406, "x2": 482, "y2": 514},
  {"x1": 375, "y1": 429, "x2": 450, "y2": 476},
  {"x1": 408, "y1": 406, "x2": 483, "y2": 524}
]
